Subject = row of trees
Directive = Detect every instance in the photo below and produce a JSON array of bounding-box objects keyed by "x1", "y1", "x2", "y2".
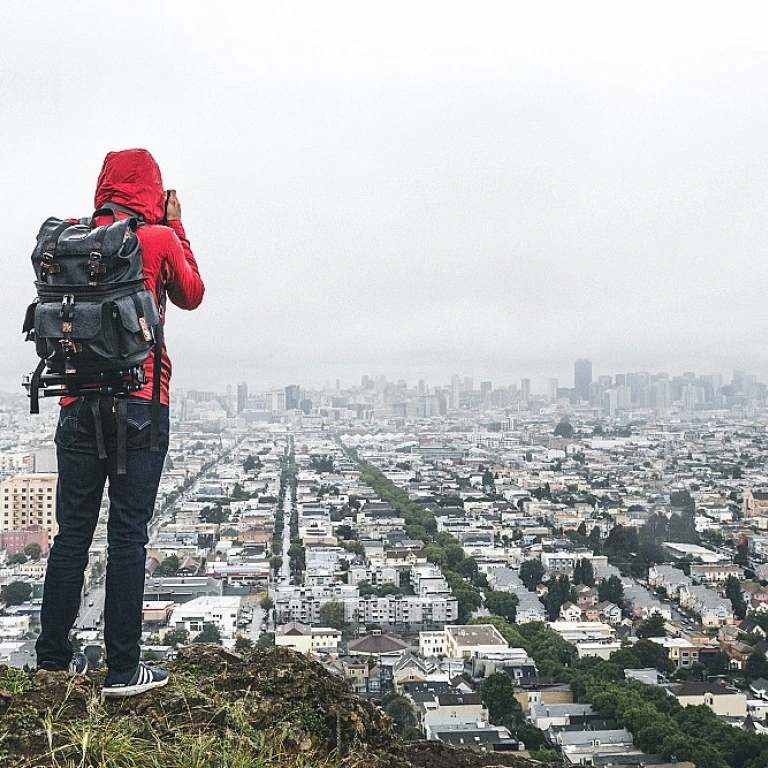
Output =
[
  {"x1": 357, "y1": 463, "x2": 485, "y2": 622},
  {"x1": 475, "y1": 616, "x2": 768, "y2": 768}
]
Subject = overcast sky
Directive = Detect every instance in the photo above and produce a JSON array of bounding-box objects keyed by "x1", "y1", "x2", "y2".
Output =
[{"x1": 3, "y1": 1, "x2": 768, "y2": 395}]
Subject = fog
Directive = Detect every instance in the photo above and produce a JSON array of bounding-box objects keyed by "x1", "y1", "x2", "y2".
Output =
[{"x1": 3, "y1": 1, "x2": 768, "y2": 394}]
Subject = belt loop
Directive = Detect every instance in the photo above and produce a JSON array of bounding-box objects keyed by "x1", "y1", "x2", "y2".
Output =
[
  {"x1": 117, "y1": 397, "x2": 128, "y2": 475},
  {"x1": 89, "y1": 398, "x2": 107, "y2": 460}
]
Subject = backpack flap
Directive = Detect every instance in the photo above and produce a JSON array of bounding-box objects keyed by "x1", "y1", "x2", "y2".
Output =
[
  {"x1": 34, "y1": 299, "x2": 105, "y2": 371},
  {"x1": 113, "y1": 290, "x2": 161, "y2": 357},
  {"x1": 32, "y1": 217, "x2": 143, "y2": 286}
]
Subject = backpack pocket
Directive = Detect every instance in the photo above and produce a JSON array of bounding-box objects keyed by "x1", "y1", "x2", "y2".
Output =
[
  {"x1": 113, "y1": 291, "x2": 161, "y2": 362},
  {"x1": 33, "y1": 288, "x2": 159, "y2": 374}
]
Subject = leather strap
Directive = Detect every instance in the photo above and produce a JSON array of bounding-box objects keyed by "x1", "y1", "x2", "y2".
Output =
[
  {"x1": 89, "y1": 398, "x2": 108, "y2": 461},
  {"x1": 116, "y1": 397, "x2": 128, "y2": 474}
]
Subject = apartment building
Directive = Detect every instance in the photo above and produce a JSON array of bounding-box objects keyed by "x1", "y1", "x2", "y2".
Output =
[{"x1": 0, "y1": 474, "x2": 58, "y2": 545}]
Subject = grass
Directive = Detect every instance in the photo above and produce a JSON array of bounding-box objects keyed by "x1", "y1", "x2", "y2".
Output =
[{"x1": 4, "y1": 675, "x2": 377, "y2": 768}]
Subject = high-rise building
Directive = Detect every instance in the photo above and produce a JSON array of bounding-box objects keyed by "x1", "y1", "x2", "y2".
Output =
[
  {"x1": 520, "y1": 378, "x2": 531, "y2": 403},
  {"x1": 733, "y1": 370, "x2": 746, "y2": 395},
  {"x1": 236, "y1": 382, "x2": 248, "y2": 413},
  {"x1": 548, "y1": 378, "x2": 558, "y2": 402},
  {"x1": 480, "y1": 381, "x2": 492, "y2": 398},
  {"x1": 450, "y1": 375, "x2": 461, "y2": 410},
  {"x1": 1, "y1": 473, "x2": 58, "y2": 546},
  {"x1": 285, "y1": 385, "x2": 301, "y2": 411},
  {"x1": 574, "y1": 359, "x2": 592, "y2": 402},
  {"x1": 266, "y1": 390, "x2": 286, "y2": 413}
]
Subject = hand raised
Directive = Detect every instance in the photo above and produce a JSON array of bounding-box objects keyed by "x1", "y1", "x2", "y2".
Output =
[{"x1": 165, "y1": 189, "x2": 181, "y2": 221}]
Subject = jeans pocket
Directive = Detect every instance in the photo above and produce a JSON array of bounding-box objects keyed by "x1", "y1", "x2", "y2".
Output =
[
  {"x1": 55, "y1": 400, "x2": 83, "y2": 448},
  {"x1": 125, "y1": 401, "x2": 169, "y2": 451},
  {"x1": 126, "y1": 402, "x2": 153, "y2": 450}
]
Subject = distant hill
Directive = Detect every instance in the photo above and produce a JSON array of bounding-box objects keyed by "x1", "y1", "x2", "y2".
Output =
[{"x1": 0, "y1": 644, "x2": 559, "y2": 767}]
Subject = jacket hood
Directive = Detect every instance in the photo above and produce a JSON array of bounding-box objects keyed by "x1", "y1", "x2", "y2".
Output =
[{"x1": 94, "y1": 149, "x2": 165, "y2": 224}]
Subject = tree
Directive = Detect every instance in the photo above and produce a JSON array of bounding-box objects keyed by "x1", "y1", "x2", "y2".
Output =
[
  {"x1": 554, "y1": 418, "x2": 574, "y2": 438},
  {"x1": 23, "y1": 543, "x2": 42, "y2": 560},
  {"x1": 163, "y1": 627, "x2": 190, "y2": 648},
  {"x1": 193, "y1": 622, "x2": 223, "y2": 644},
  {"x1": 155, "y1": 554, "x2": 180, "y2": 577},
  {"x1": 1, "y1": 581, "x2": 32, "y2": 605},
  {"x1": 335, "y1": 524, "x2": 355, "y2": 540},
  {"x1": 255, "y1": 632, "x2": 275, "y2": 649},
  {"x1": 519, "y1": 559, "x2": 546, "y2": 591},
  {"x1": 235, "y1": 636, "x2": 253, "y2": 652},
  {"x1": 485, "y1": 591, "x2": 519, "y2": 624},
  {"x1": 637, "y1": 613, "x2": 666, "y2": 638},
  {"x1": 573, "y1": 558, "x2": 595, "y2": 587},
  {"x1": 7, "y1": 552, "x2": 27, "y2": 565},
  {"x1": 318, "y1": 600, "x2": 345, "y2": 630},
  {"x1": 260, "y1": 595, "x2": 274, "y2": 611},
  {"x1": 546, "y1": 575, "x2": 573, "y2": 621},
  {"x1": 482, "y1": 673, "x2": 518, "y2": 725},
  {"x1": 242, "y1": 454, "x2": 261, "y2": 472},
  {"x1": 725, "y1": 575, "x2": 747, "y2": 620},
  {"x1": 599, "y1": 575, "x2": 625, "y2": 606},
  {"x1": 382, "y1": 692, "x2": 417, "y2": 734},
  {"x1": 746, "y1": 650, "x2": 768, "y2": 682},
  {"x1": 269, "y1": 556, "x2": 283, "y2": 576}
]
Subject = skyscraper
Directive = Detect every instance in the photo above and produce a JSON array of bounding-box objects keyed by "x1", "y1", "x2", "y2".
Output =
[
  {"x1": 520, "y1": 378, "x2": 531, "y2": 403},
  {"x1": 285, "y1": 385, "x2": 301, "y2": 411},
  {"x1": 450, "y1": 374, "x2": 461, "y2": 410},
  {"x1": 548, "y1": 378, "x2": 558, "y2": 402},
  {"x1": 574, "y1": 359, "x2": 592, "y2": 402},
  {"x1": 236, "y1": 381, "x2": 248, "y2": 413}
]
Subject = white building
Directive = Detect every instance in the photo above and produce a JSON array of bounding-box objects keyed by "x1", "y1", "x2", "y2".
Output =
[
  {"x1": 275, "y1": 621, "x2": 342, "y2": 654},
  {"x1": 169, "y1": 595, "x2": 241, "y2": 638}
]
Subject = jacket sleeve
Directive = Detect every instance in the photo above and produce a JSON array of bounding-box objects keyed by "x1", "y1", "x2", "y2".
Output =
[{"x1": 163, "y1": 220, "x2": 205, "y2": 310}]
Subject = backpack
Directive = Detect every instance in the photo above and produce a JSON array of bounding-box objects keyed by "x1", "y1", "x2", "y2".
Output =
[{"x1": 22, "y1": 204, "x2": 164, "y2": 467}]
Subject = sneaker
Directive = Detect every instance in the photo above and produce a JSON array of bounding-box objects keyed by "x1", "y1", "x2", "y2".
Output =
[
  {"x1": 102, "y1": 663, "x2": 169, "y2": 698},
  {"x1": 68, "y1": 652, "x2": 89, "y2": 675}
]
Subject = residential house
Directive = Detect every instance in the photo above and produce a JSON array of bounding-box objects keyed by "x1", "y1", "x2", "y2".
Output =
[{"x1": 668, "y1": 682, "x2": 747, "y2": 717}]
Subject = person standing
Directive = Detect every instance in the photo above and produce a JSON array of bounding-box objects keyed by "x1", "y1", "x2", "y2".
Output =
[{"x1": 35, "y1": 149, "x2": 204, "y2": 697}]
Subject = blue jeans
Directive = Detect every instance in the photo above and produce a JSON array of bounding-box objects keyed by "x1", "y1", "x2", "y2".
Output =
[{"x1": 36, "y1": 396, "x2": 169, "y2": 675}]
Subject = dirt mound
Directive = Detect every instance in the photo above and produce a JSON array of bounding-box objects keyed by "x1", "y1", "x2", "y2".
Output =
[
  {"x1": 402, "y1": 741, "x2": 557, "y2": 768},
  {"x1": 0, "y1": 646, "x2": 559, "y2": 767}
]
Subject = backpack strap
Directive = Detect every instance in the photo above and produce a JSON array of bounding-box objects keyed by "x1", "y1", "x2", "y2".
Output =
[
  {"x1": 29, "y1": 359, "x2": 46, "y2": 414},
  {"x1": 88, "y1": 397, "x2": 108, "y2": 461},
  {"x1": 38, "y1": 220, "x2": 73, "y2": 282},
  {"x1": 91, "y1": 202, "x2": 145, "y2": 226},
  {"x1": 149, "y1": 293, "x2": 166, "y2": 453}
]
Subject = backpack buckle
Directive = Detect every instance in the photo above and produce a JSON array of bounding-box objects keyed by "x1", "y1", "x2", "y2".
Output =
[
  {"x1": 87, "y1": 252, "x2": 106, "y2": 285},
  {"x1": 60, "y1": 339, "x2": 82, "y2": 355},
  {"x1": 60, "y1": 294, "x2": 75, "y2": 320},
  {"x1": 138, "y1": 317, "x2": 153, "y2": 342},
  {"x1": 40, "y1": 252, "x2": 60, "y2": 281}
]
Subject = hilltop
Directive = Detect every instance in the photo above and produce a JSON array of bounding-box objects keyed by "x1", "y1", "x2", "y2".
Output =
[{"x1": 0, "y1": 645, "x2": 558, "y2": 768}]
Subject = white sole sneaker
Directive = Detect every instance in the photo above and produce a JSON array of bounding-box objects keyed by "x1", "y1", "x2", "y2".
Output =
[{"x1": 102, "y1": 663, "x2": 169, "y2": 698}]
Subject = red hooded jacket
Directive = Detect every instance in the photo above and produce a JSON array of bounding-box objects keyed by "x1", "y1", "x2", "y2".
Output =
[{"x1": 62, "y1": 149, "x2": 204, "y2": 407}]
